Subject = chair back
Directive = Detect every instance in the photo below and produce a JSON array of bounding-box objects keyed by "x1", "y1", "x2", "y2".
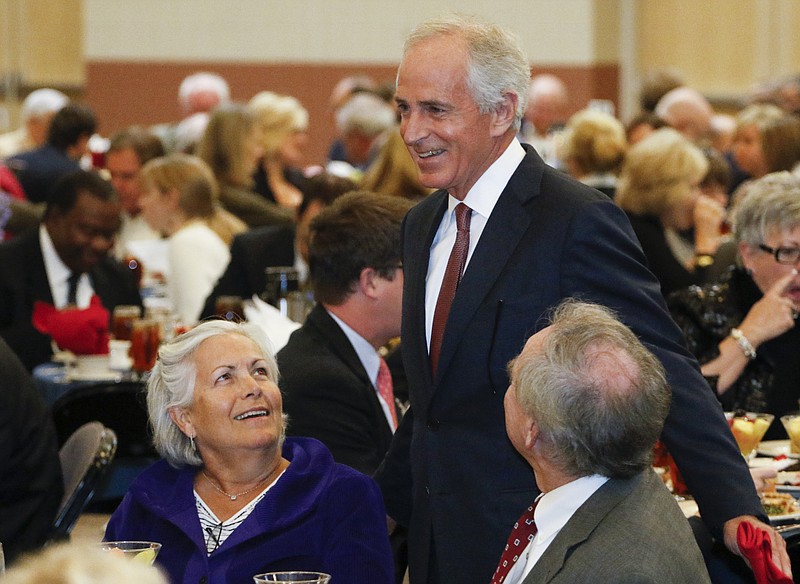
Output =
[
  {"x1": 51, "y1": 421, "x2": 117, "y2": 539},
  {"x1": 51, "y1": 381, "x2": 157, "y2": 459}
]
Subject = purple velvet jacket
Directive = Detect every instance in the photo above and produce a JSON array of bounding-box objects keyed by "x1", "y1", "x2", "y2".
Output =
[{"x1": 106, "y1": 437, "x2": 393, "y2": 584}]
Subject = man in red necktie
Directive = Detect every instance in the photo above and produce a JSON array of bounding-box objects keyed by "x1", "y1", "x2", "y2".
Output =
[
  {"x1": 277, "y1": 191, "x2": 413, "y2": 475},
  {"x1": 497, "y1": 300, "x2": 708, "y2": 583}
]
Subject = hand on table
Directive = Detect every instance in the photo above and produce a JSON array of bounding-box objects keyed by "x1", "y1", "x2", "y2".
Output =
[
  {"x1": 723, "y1": 515, "x2": 792, "y2": 580},
  {"x1": 750, "y1": 467, "x2": 778, "y2": 494}
]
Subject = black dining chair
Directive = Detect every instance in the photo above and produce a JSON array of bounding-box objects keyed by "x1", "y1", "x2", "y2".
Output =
[
  {"x1": 51, "y1": 381, "x2": 158, "y2": 511},
  {"x1": 50, "y1": 421, "x2": 117, "y2": 539}
]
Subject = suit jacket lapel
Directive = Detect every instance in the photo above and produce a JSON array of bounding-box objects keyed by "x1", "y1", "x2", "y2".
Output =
[
  {"x1": 434, "y1": 147, "x2": 544, "y2": 382},
  {"x1": 26, "y1": 231, "x2": 55, "y2": 305},
  {"x1": 306, "y1": 304, "x2": 371, "y2": 387},
  {"x1": 521, "y1": 475, "x2": 639, "y2": 583},
  {"x1": 404, "y1": 193, "x2": 448, "y2": 385}
]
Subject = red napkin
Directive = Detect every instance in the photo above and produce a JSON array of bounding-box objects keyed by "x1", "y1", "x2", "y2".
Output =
[
  {"x1": 32, "y1": 295, "x2": 110, "y2": 355},
  {"x1": 737, "y1": 521, "x2": 793, "y2": 584}
]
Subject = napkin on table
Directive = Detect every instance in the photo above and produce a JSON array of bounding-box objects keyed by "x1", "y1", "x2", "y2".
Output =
[{"x1": 32, "y1": 295, "x2": 110, "y2": 355}]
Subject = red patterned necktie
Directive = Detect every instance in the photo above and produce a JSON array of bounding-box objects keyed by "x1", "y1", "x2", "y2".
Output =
[
  {"x1": 377, "y1": 356, "x2": 397, "y2": 429},
  {"x1": 490, "y1": 503, "x2": 538, "y2": 584},
  {"x1": 430, "y1": 203, "x2": 472, "y2": 375}
]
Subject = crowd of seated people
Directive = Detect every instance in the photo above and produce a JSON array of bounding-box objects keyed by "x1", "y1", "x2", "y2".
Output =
[{"x1": 5, "y1": 52, "x2": 800, "y2": 583}]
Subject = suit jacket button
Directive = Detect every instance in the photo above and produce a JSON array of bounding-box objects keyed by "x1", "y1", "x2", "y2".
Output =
[{"x1": 427, "y1": 417, "x2": 440, "y2": 430}]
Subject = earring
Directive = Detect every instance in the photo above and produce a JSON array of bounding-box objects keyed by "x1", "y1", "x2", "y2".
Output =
[{"x1": 190, "y1": 435, "x2": 196, "y2": 452}]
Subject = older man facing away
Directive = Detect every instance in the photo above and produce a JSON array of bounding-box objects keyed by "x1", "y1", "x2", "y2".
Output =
[{"x1": 497, "y1": 300, "x2": 709, "y2": 584}]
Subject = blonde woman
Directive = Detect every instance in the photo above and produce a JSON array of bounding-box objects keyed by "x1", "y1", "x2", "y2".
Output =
[
  {"x1": 616, "y1": 128, "x2": 725, "y2": 296},
  {"x1": 360, "y1": 128, "x2": 433, "y2": 200},
  {"x1": 559, "y1": 109, "x2": 627, "y2": 198},
  {"x1": 139, "y1": 154, "x2": 242, "y2": 324},
  {"x1": 731, "y1": 104, "x2": 784, "y2": 180},
  {"x1": 249, "y1": 91, "x2": 310, "y2": 211},
  {"x1": 197, "y1": 103, "x2": 293, "y2": 228}
]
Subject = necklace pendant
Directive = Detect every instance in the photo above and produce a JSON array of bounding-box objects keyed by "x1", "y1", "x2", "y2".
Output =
[{"x1": 230, "y1": 495, "x2": 237, "y2": 501}]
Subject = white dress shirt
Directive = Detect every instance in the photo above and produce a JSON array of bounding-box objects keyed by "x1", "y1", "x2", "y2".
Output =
[
  {"x1": 40, "y1": 224, "x2": 94, "y2": 309},
  {"x1": 505, "y1": 474, "x2": 609, "y2": 584},
  {"x1": 424, "y1": 139, "x2": 526, "y2": 348},
  {"x1": 328, "y1": 310, "x2": 396, "y2": 431}
]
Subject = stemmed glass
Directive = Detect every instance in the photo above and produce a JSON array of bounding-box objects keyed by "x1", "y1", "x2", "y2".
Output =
[
  {"x1": 99, "y1": 541, "x2": 162, "y2": 565},
  {"x1": 726, "y1": 411, "x2": 774, "y2": 460},
  {"x1": 253, "y1": 572, "x2": 331, "y2": 583}
]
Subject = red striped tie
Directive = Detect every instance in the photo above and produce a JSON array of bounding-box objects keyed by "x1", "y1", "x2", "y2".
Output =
[{"x1": 430, "y1": 203, "x2": 471, "y2": 375}]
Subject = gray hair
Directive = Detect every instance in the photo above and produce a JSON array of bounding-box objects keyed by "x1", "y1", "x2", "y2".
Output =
[
  {"x1": 404, "y1": 14, "x2": 530, "y2": 130},
  {"x1": 21, "y1": 88, "x2": 69, "y2": 121},
  {"x1": 2, "y1": 542, "x2": 167, "y2": 584},
  {"x1": 731, "y1": 171, "x2": 800, "y2": 246},
  {"x1": 147, "y1": 319, "x2": 281, "y2": 468},
  {"x1": 178, "y1": 72, "x2": 230, "y2": 109},
  {"x1": 335, "y1": 92, "x2": 397, "y2": 137},
  {"x1": 511, "y1": 300, "x2": 670, "y2": 479}
]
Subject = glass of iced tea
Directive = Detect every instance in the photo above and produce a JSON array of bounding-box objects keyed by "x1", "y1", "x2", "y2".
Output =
[
  {"x1": 131, "y1": 319, "x2": 161, "y2": 373},
  {"x1": 726, "y1": 411, "x2": 774, "y2": 460},
  {"x1": 112, "y1": 305, "x2": 141, "y2": 341}
]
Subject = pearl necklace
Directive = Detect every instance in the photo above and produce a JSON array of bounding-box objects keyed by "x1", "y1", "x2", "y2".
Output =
[{"x1": 202, "y1": 471, "x2": 271, "y2": 501}]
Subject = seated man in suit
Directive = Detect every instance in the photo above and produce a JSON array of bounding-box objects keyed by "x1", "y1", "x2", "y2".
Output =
[
  {"x1": 200, "y1": 171, "x2": 355, "y2": 318},
  {"x1": 497, "y1": 300, "x2": 710, "y2": 583},
  {"x1": 0, "y1": 170, "x2": 142, "y2": 370},
  {"x1": 277, "y1": 190, "x2": 413, "y2": 475}
]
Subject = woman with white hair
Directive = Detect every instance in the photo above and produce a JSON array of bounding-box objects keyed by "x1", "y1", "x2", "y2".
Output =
[
  {"x1": 105, "y1": 320, "x2": 393, "y2": 583},
  {"x1": 670, "y1": 172, "x2": 800, "y2": 434}
]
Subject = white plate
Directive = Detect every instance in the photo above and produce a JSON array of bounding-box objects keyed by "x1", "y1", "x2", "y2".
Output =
[
  {"x1": 68, "y1": 369, "x2": 123, "y2": 382},
  {"x1": 769, "y1": 509, "x2": 800, "y2": 523},
  {"x1": 757, "y1": 440, "x2": 800, "y2": 459},
  {"x1": 776, "y1": 471, "x2": 800, "y2": 495}
]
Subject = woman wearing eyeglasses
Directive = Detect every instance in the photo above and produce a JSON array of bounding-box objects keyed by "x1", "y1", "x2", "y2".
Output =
[{"x1": 669, "y1": 172, "x2": 800, "y2": 437}]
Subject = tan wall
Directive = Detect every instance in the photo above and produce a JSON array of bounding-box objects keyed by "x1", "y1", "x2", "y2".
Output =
[
  {"x1": 6, "y1": 1, "x2": 800, "y2": 161},
  {"x1": 636, "y1": 0, "x2": 800, "y2": 96}
]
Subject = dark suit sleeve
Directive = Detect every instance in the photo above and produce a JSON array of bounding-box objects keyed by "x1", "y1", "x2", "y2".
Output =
[
  {"x1": 0, "y1": 338, "x2": 63, "y2": 562},
  {"x1": 374, "y1": 406, "x2": 414, "y2": 526},
  {"x1": 561, "y1": 197, "x2": 763, "y2": 537}
]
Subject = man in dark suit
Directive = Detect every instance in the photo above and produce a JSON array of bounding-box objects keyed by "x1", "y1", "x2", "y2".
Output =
[
  {"x1": 498, "y1": 300, "x2": 709, "y2": 583},
  {"x1": 0, "y1": 170, "x2": 142, "y2": 370},
  {"x1": 6, "y1": 103, "x2": 96, "y2": 203},
  {"x1": 277, "y1": 191, "x2": 412, "y2": 475},
  {"x1": 373, "y1": 14, "x2": 789, "y2": 584},
  {"x1": 0, "y1": 336, "x2": 63, "y2": 565}
]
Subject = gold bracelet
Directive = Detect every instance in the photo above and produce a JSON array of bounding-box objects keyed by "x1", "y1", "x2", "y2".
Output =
[
  {"x1": 730, "y1": 327, "x2": 756, "y2": 360},
  {"x1": 695, "y1": 254, "x2": 715, "y2": 268}
]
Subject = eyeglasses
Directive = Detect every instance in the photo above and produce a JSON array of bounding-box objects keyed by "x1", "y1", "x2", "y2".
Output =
[{"x1": 758, "y1": 244, "x2": 800, "y2": 265}]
